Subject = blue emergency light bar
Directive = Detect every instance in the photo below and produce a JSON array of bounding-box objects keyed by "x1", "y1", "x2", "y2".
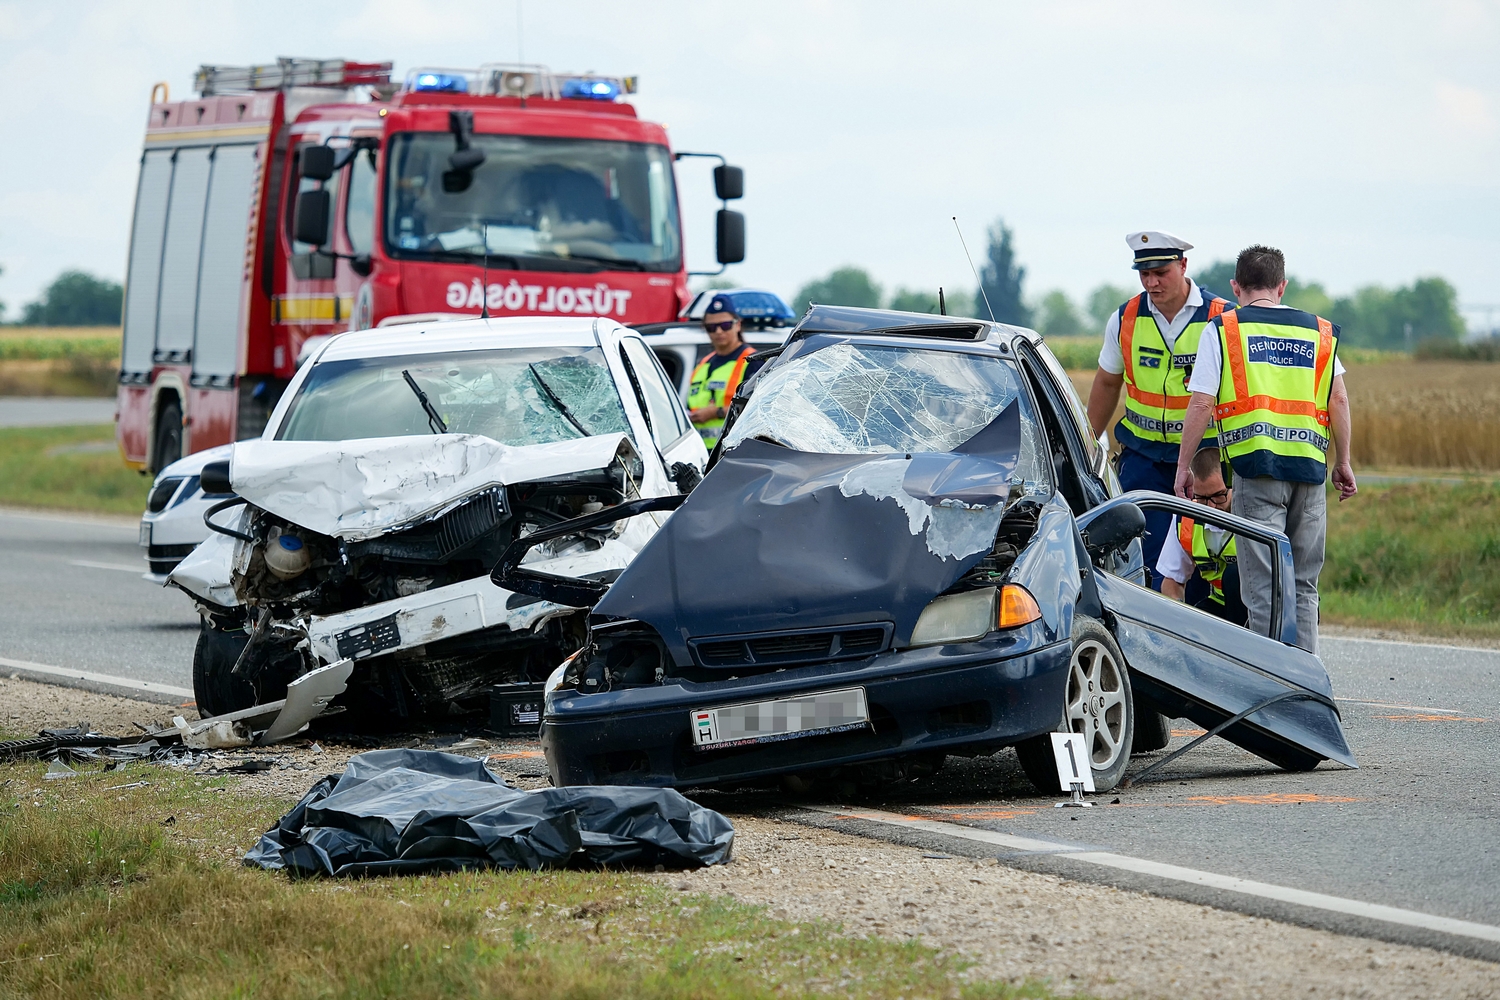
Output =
[
  {"x1": 560, "y1": 77, "x2": 620, "y2": 100},
  {"x1": 412, "y1": 72, "x2": 468, "y2": 93},
  {"x1": 402, "y1": 65, "x2": 638, "y2": 101}
]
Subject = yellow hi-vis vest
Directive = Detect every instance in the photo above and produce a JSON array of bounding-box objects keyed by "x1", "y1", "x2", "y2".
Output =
[
  {"x1": 1115, "y1": 291, "x2": 1232, "y2": 461},
  {"x1": 1213, "y1": 307, "x2": 1338, "y2": 485},
  {"x1": 688, "y1": 346, "x2": 754, "y2": 450},
  {"x1": 1178, "y1": 516, "x2": 1237, "y2": 605}
]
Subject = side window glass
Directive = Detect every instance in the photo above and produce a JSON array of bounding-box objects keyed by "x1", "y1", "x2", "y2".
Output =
[
  {"x1": 345, "y1": 148, "x2": 377, "y2": 257},
  {"x1": 622, "y1": 339, "x2": 688, "y2": 445},
  {"x1": 1030, "y1": 339, "x2": 1103, "y2": 470}
]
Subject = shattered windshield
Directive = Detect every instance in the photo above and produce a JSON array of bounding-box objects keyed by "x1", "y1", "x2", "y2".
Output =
[
  {"x1": 725, "y1": 342, "x2": 1052, "y2": 495},
  {"x1": 385, "y1": 133, "x2": 680, "y2": 270},
  {"x1": 276, "y1": 346, "x2": 633, "y2": 445}
]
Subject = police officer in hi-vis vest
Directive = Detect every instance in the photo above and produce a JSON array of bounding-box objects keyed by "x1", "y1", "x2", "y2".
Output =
[
  {"x1": 1087, "y1": 231, "x2": 1233, "y2": 587},
  {"x1": 1156, "y1": 447, "x2": 1246, "y2": 626},
  {"x1": 687, "y1": 295, "x2": 756, "y2": 451},
  {"x1": 1176, "y1": 245, "x2": 1357, "y2": 654}
]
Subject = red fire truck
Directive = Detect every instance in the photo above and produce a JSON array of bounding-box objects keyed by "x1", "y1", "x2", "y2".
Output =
[{"x1": 116, "y1": 58, "x2": 746, "y2": 473}]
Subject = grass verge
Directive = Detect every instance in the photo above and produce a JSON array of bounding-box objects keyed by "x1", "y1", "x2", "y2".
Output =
[
  {"x1": 1323, "y1": 480, "x2": 1500, "y2": 640},
  {"x1": 0, "y1": 424, "x2": 146, "y2": 516},
  {"x1": 0, "y1": 762, "x2": 1067, "y2": 999}
]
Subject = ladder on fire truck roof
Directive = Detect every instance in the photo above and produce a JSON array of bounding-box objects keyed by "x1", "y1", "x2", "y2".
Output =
[{"x1": 195, "y1": 58, "x2": 394, "y2": 96}]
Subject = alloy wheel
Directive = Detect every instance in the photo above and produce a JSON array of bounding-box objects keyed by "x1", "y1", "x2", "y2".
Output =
[{"x1": 1066, "y1": 638, "x2": 1128, "y2": 770}]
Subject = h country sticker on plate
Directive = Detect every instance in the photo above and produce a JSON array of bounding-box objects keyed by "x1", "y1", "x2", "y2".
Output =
[{"x1": 690, "y1": 687, "x2": 869, "y2": 750}]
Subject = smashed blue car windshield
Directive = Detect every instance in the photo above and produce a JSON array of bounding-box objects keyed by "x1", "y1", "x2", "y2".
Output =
[{"x1": 724, "y1": 342, "x2": 1047, "y2": 469}]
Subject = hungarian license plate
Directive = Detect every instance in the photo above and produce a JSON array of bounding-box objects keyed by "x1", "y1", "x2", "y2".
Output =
[
  {"x1": 689, "y1": 687, "x2": 868, "y2": 750},
  {"x1": 139, "y1": 521, "x2": 151, "y2": 547}
]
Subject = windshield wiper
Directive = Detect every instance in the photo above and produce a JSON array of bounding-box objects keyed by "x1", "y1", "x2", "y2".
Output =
[
  {"x1": 528, "y1": 364, "x2": 590, "y2": 437},
  {"x1": 555, "y1": 252, "x2": 649, "y2": 271},
  {"x1": 402, "y1": 370, "x2": 448, "y2": 434}
]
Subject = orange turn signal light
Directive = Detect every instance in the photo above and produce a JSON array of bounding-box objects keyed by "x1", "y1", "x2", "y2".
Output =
[{"x1": 998, "y1": 584, "x2": 1042, "y2": 629}]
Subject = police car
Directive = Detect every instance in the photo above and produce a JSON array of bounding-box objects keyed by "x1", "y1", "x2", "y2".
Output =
[{"x1": 632, "y1": 288, "x2": 796, "y2": 399}]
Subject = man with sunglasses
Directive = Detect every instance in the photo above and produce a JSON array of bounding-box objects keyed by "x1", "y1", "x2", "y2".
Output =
[
  {"x1": 687, "y1": 296, "x2": 756, "y2": 450},
  {"x1": 1156, "y1": 447, "x2": 1247, "y2": 626}
]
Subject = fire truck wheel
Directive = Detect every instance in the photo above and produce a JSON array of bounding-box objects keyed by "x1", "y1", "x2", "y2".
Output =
[
  {"x1": 153, "y1": 400, "x2": 183, "y2": 474},
  {"x1": 192, "y1": 617, "x2": 257, "y2": 717}
]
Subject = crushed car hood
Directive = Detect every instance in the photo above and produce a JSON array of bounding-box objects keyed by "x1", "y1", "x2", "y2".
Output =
[
  {"x1": 595, "y1": 405, "x2": 1020, "y2": 665},
  {"x1": 230, "y1": 433, "x2": 637, "y2": 541}
]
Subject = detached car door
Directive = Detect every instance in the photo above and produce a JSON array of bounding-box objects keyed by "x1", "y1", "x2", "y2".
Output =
[{"x1": 1077, "y1": 493, "x2": 1356, "y2": 772}]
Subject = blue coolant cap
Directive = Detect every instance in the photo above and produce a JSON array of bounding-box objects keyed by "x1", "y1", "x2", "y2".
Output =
[{"x1": 277, "y1": 535, "x2": 304, "y2": 551}]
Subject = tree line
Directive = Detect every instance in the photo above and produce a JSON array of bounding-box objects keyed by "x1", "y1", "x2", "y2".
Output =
[
  {"x1": 0, "y1": 270, "x2": 123, "y2": 326},
  {"x1": 791, "y1": 219, "x2": 1473, "y2": 352}
]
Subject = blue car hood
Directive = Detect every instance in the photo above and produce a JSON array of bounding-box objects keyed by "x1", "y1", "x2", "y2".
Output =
[{"x1": 594, "y1": 404, "x2": 1021, "y2": 667}]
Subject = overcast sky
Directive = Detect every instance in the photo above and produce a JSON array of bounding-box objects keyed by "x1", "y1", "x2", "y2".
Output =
[{"x1": 1, "y1": 0, "x2": 1496, "y2": 322}]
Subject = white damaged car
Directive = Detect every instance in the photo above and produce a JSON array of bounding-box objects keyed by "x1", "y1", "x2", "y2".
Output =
[{"x1": 169, "y1": 317, "x2": 706, "y2": 719}]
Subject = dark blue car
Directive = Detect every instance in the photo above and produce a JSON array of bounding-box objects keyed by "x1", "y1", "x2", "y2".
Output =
[{"x1": 495, "y1": 307, "x2": 1355, "y2": 794}]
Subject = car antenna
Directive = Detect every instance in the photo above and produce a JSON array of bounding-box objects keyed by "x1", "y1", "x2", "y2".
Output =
[
  {"x1": 479, "y1": 223, "x2": 491, "y2": 319},
  {"x1": 953, "y1": 216, "x2": 995, "y2": 322},
  {"x1": 938, "y1": 287, "x2": 947, "y2": 315}
]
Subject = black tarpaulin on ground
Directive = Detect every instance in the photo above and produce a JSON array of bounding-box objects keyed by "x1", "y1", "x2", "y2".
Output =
[{"x1": 244, "y1": 749, "x2": 735, "y2": 876}]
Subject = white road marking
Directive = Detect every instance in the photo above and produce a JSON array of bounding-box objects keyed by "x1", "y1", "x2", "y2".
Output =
[
  {"x1": 68, "y1": 559, "x2": 146, "y2": 573},
  {"x1": 1338, "y1": 700, "x2": 1468, "y2": 714},
  {"x1": 806, "y1": 805, "x2": 1500, "y2": 946},
  {"x1": 0, "y1": 506, "x2": 138, "y2": 529},
  {"x1": 0, "y1": 656, "x2": 193, "y2": 701},
  {"x1": 1326, "y1": 634, "x2": 1500, "y2": 657}
]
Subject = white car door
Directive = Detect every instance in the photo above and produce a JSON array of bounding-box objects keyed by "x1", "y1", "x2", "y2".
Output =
[{"x1": 618, "y1": 335, "x2": 710, "y2": 477}]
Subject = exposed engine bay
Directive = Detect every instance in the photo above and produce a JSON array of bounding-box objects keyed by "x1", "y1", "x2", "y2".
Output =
[{"x1": 176, "y1": 433, "x2": 663, "y2": 721}]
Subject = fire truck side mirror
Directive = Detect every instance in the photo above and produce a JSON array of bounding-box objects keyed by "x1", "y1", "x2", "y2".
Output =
[
  {"x1": 301, "y1": 145, "x2": 337, "y2": 182},
  {"x1": 294, "y1": 189, "x2": 332, "y2": 248},
  {"x1": 716, "y1": 209, "x2": 745, "y2": 265},
  {"x1": 713, "y1": 165, "x2": 744, "y2": 201}
]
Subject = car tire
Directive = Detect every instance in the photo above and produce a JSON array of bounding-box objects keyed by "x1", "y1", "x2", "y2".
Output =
[
  {"x1": 1131, "y1": 697, "x2": 1171, "y2": 754},
  {"x1": 153, "y1": 400, "x2": 183, "y2": 475},
  {"x1": 192, "y1": 617, "x2": 257, "y2": 717},
  {"x1": 1017, "y1": 615, "x2": 1135, "y2": 794}
]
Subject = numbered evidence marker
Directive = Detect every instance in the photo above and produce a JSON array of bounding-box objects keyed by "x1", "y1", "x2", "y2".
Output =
[{"x1": 1050, "y1": 731, "x2": 1094, "y2": 807}]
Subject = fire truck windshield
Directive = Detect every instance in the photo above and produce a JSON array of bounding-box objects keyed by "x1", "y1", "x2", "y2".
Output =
[
  {"x1": 386, "y1": 133, "x2": 681, "y2": 272},
  {"x1": 276, "y1": 345, "x2": 634, "y2": 445}
]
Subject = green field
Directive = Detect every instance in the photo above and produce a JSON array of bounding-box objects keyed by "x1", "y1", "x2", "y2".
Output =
[
  {"x1": 0, "y1": 761, "x2": 1061, "y2": 1000},
  {"x1": 0, "y1": 424, "x2": 146, "y2": 516},
  {"x1": 1322, "y1": 479, "x2": 1500, "y2": 640}
]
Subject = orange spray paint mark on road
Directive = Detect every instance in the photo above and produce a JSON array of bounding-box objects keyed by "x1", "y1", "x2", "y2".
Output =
[
  {"x1": 1186, "y1": 793, "x2": 1361, "y2": 806},
  {"x1": 1374, "y1": 713, "x2": 1490, "y2": 723},
  {"x1": 1171, "y1": 728, "x2": 1207, "y2": 737},
  {"x1": 923, "y1": 807, "x2": 1040, "y2": 821},
  {"x1": 487, "y1": 750, "x2": 545, "y2": 760}
]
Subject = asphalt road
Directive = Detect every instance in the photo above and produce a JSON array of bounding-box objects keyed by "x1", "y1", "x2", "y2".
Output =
[
  {"x1": 3, "y1": 506, "x2": 1497, "y2": 959},
  {"x1": 759, "y1": 636, "x2": 1500, "y2": 960},
  {"x1": 0, "y1": 509, "x2": 198, "y2": 701},
  {"x1": 0, "y1": 397, "x2": 117, "y2": 427}
]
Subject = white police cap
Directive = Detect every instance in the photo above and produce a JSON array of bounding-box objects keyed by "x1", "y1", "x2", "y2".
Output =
[{"x1": 1126, "y1": 231, "x2": 1193, "y2": 270}]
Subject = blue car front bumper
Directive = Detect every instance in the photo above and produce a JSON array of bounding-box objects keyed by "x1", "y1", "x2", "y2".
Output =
[{"x1": 542, "y1": 626, "x2": 1070, "y2": 789}]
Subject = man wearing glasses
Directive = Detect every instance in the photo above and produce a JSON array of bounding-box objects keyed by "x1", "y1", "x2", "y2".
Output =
[
  {"x1": 687, "y1": 296, "x2": 756, "y2": 450},
  {"x1": 1156, "y1": 447, "x2": 1246, "y2": 626}
]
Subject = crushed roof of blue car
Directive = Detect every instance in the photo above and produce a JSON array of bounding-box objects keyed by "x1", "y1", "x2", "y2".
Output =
[{"x1": 497, "y1": 305, "x2": 1356, "y2": 794}]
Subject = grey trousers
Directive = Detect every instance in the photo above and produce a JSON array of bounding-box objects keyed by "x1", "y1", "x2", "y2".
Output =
[{"x1": 1231, "y1": 476, "x2": 1327, "y2": 654}]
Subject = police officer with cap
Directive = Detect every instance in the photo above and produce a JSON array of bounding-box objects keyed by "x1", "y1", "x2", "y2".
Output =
[
  {"x1": 1086, "y1": 231, "x2": 1233, "y2": 586},
  {"x1": 688, "y1": 295, "x2": 756, "y2": 451}
]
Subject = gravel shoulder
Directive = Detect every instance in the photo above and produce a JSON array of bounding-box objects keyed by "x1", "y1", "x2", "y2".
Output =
[{"x1": 7, "y1": 676, "x2": 1497, "y2": 1000}]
